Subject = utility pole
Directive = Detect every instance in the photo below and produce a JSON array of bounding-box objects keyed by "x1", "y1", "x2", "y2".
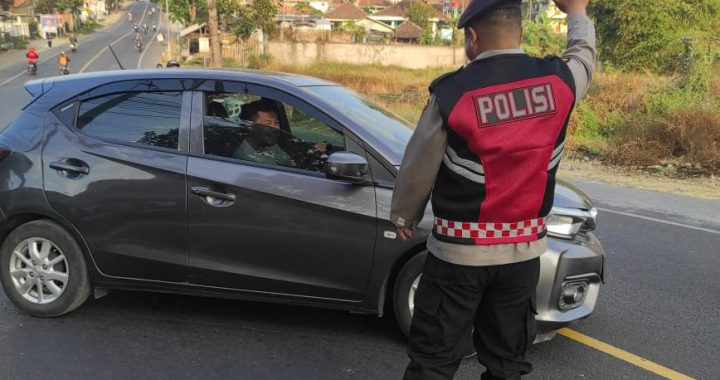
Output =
[
  {"x1": 207, "y1": 0, "x2": 222, "y2": 67},
  {"x1": 165, "y1": 0, "x2": 170, "y2": 60}
]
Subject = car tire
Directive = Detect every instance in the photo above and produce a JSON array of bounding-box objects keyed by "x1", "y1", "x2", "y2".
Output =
[
  {"x1": 0, "y1": 220, "x2": 90, "y2": 317},
  {"x1": 393, "y1": 251, "x2": 427, "y2": 338},
  {"x1": 393, "y1": 251, "x2": 476, "y2": 358}
]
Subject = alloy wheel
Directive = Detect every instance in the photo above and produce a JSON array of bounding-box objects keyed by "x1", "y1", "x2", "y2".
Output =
[{"x1": 8, "y1": 238, "x2": 69, "y2": 304}]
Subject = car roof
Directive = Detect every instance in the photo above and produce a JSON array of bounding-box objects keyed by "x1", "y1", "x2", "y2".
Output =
[{"x1": 35, "y1": 68, "x2": 338, "y2": 98}]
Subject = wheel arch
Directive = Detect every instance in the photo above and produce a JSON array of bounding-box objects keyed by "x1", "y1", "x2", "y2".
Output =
[
  {"x1": 378, "y1": 242, "x2": 428, "y2": 317},
  {"x1": 0, "y1": 212, "x2": 97, "y2": 280}
]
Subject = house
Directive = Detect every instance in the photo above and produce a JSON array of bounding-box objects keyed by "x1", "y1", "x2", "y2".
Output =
[
  {"x1": 323, "y1": 3, "x2": 393, "y2": 40},
  {"x1": 356, "y1": 0, "x2": 391, "y2": 14},
  {"x1": 368, "y1": 0, "x2": 443, "y2": 35},
  {"x1": 323, "y1": 2, "x2": 368, "y2": 27},
  {"x1": 0, "y1": 0, "x2": 33, "y2": 39},
  {"x1": 179, "y1": 23, "x2": 209, "y2": 55},
  {"x1": 393, "y1": 20, "x2": 422, "y2": 43},
  {"x1": 543, "y1": 2, "x2": 567, "y2": 33}
]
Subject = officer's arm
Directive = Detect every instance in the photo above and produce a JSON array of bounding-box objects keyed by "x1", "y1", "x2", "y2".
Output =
[
  {"x1": 561, "y1": 11, "x2": 597, "y2": 103},
  {"x1": 390, "y1": 95, "x2": 447, "y2": 230}
]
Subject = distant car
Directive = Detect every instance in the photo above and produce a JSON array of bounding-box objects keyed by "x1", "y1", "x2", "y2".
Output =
[{"x1": 0, "y1": 70, "x2": 604, "y2": 343}]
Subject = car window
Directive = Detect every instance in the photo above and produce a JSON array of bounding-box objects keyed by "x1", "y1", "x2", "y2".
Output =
[
  {"x1": 283, "y1": 104, "x2": 344, "y2": 150},
  {"x1": 202, "y1": 92, "x2": 345, "y2": 173},
  {"x1": 76, "y1": 92, "x2": 182, "y2": 150}
]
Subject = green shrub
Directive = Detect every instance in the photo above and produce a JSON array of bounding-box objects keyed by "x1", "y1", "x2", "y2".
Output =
[{"x1": 522, "y1": 16, "x2": 566, "y2": 57}]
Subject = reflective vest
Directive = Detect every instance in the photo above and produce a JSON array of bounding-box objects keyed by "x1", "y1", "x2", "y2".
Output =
[{"x1": 429, "y1": 54, "x2": 576, "y2": 245}]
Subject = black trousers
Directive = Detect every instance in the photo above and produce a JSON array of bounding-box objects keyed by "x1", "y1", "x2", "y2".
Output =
[{"x1": 403, "y1": 253, "x2": 540, "y2": 380}]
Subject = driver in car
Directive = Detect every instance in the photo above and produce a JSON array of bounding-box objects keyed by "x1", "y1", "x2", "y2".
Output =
[{"x1": 233, "y1": 99, "x2": 327, "y2": 168}]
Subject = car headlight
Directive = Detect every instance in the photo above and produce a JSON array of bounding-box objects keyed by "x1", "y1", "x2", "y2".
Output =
[{"x1": 546, "y1": 207, "x2": 597, "y2": 239}]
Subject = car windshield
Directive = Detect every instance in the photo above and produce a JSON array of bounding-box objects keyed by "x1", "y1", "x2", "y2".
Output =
[{"x1": 304, "y1": 86, "x2": 413, "y2": 165}]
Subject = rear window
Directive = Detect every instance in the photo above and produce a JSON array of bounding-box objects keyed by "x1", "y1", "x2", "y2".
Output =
[{"x1": 76, "y1": 92, "x2": 182, "y2": 150}]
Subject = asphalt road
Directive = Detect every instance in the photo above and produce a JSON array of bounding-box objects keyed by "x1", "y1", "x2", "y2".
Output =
[
  {"x1": 0, "y1": 5, "x2": 719, "y2": 378},
  {"x1": 2, "y1": 189, "x2": 718, "y2": 379},
  {"x1": 0, "y1": 1, "x2": 166, "y2": 129}
]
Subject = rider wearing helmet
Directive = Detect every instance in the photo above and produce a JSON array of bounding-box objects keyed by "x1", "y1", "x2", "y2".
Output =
[
  {"x1": 26, "y1": 47, "x2": 39, "y2": 63},
  {"x1": 26, "y1": 47, "x2": 39, "y2": 72},
  {"x1": 135, "y1": 33, "x2": 144, "y2": 51},
  {"x1": 58, "y1": 51, "x2": 70, "y2": 73}
]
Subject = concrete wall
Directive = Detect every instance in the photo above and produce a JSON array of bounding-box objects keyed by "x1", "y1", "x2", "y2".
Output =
[{"x1": 267, "y1": 41, "x2": 465, "y2": 69}]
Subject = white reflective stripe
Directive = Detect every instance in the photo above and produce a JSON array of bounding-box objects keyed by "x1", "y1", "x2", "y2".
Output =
[
  {"x1": 443, "y1": 154, "x2": 486, "y2": 184},
  {"x1": 548, "y1": 150, "x2": 563, "y2": 170},
  {"x1": 446, "y1": 146, "x2": 484, "y2": 175},
  {"x1": 551, "y1": 141, "x2": 565, "y2": 159},
  {"x1": 548, "y1": 142, "x2": 565, "y2": 170}
]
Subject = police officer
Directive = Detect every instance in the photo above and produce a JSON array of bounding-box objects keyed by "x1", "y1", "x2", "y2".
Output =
[{"x1": 390, "y1": 0, "x2": 596, "y2": 379}]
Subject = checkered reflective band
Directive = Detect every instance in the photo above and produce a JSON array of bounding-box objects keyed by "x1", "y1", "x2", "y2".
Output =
[{"x1": 434, "y1": 217, "x2": 547, "y2": 239}]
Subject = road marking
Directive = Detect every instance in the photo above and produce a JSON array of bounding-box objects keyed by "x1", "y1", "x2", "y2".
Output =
[
  {"x1": 80, "y1": 2, "x2": 149, "y2": 73},
  {"x1": 598, "y1": 208, "x2": 720, "y2": 236},
  {"x1": 558, "y1": 328, "x2": 695, "y2": 380}
]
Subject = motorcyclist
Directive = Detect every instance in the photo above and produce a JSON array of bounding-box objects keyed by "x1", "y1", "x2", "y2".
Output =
[
  {"x1": 127, "y1": 12, "x2": 132, "y2": 23},
  {"x1": 143, "y1": 24, "x2": 148, "y2": 34},
  {"x1": 69, "y1": 34, "x2": 78, "y2": 52},
  {"x1": 133, "y1": 23, "x2": 138, "y2": 32},
  {"x1": 152, "y1": 24, "x2": 157, "y2": 32},
  {"x1": 135, "y1": 34, "x2": 144, "y2": 51},
  {"x1": 26, "y1": 47, "x2": 39, "y2": 73},
  {"x1": 58, "y1": 51, "x2": 70, "y2": 74}
]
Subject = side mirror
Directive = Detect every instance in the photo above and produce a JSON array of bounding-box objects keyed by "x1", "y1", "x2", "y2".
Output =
[{"x1": 325, "y1": 152, "x2": 370, "y2": 184}]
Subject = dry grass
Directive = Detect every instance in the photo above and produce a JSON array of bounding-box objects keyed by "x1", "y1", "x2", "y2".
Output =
[
  {"x1": 263, "y1": 61, "x2": 720, "y2": 174},
  {"x1": 264, "y1": 61, "x2": 442, "y2": 122}
]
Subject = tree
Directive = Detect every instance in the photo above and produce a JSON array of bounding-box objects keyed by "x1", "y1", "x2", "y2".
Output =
[
  {"x1": 34, "y1": 0, "x2": 58, "y2": 14},
  {"x1": 167, "y1": 0, "x2": 207, "y2": 25},
  {"x1": 405, "y1": 1, "x2": 435, "y2": 29},
  {"x1": 207, "y1": 0, "x2": 222, "y2": 68},
  {"x1": 588, "y1": 0, "x2": 720, "y2": 73},
  {"x1": 220, "y1": 0, "x2": 278, "y2": 42}
]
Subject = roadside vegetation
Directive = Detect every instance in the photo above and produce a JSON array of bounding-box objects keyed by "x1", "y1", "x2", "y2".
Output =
[
  {"x1": 259, "y1": 61, "x2": 720, "y2": 176},
  {"x1": 257, "y1": 1, "x2": 720, "y2": 177}
]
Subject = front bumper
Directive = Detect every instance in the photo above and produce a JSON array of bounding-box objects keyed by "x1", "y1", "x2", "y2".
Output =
[{"x1": 535, "y1": 231, "x2": 605, "y2": 341}]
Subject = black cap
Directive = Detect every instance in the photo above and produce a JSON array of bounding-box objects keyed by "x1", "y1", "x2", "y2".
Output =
[{"x1": 457, "y1": 0, "x2": 522, "y2": 29}]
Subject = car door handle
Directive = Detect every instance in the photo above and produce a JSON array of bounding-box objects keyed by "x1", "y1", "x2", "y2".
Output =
[
  {"x1": 49, "y1": 159, "x2": 90, "y2": 175},
  {"x1": 191, "y1": 186, "x2": 236, "y2": 202}
]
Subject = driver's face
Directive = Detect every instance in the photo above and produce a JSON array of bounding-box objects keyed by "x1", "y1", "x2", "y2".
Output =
[
  {"x1": 255, "y1": 111, "x2": 280, "y2": 129},
  {"x1": 251, "y1": 111, "x2": 281, "y2": 146}
]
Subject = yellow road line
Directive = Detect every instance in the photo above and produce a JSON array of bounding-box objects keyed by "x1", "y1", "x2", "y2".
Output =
[{"x1": 558, "y1": 328, "x2": 695, "y2": 380}]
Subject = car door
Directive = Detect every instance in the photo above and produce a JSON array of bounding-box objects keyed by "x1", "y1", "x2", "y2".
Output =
[
  {"x1": 186, "y1": 81, "x2": 377, "y2": 300},
  {"x1": 42, "y1": 79, "x2": 192, "y2": 282}
]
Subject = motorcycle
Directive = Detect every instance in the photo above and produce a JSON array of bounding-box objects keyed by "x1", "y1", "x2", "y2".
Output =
[
  {"x1": 152, "y1": 25, "x2": 157, "y2": 32},
  {"x1": 70, "y1": 42, "x2": 77, "y2": 53},
  {"x1": 27, "y1": 61, "x2": 37, "y2": 75},
  {"x1": 59, "y1": 65, "x2": 69, "y2": 75},
  {"x1": 133, "y1": 24, "x2": 138, "y2": 32}
]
